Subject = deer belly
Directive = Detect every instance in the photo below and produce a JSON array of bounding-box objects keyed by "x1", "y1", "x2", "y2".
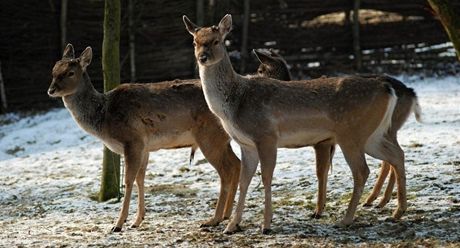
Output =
[
  {"x1": 278, "y1": 130, "x2": 332, "y2": 148},
  {"x1": 146, "y1": 131, "x2": 195, "y2": 151},
  {"x1": 102, "y1": 137, "x2": 125, "y2": 155}
]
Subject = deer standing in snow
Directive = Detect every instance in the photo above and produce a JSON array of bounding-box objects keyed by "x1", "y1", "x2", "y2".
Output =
[
  {"x1": 47, "y1": 44, "x2": 303, "y2": 232},
  {"x1": 184, "y1": 14, "x2": 408, "y2": 234},
  {"x1": 48, "y1": 44, "x2": 242, "y2": 232},
  {"x1": 254, "y1": 50, "x2": 422, "y2": 214}
]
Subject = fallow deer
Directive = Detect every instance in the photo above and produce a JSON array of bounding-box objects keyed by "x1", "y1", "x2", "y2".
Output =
[
  {"x1": 184, "y1": 14, "x2": 407, "y2": 234},
  {"x1": 48, "y1": 44, "x2": 242, "y2": 232},
  {"x1": 254, "y1": 50, "x2": 422, "y2": 214}
]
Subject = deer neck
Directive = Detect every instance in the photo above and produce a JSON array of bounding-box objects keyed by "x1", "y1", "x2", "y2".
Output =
[
  {"x1": 62, "y1": 73, "x2": 106, "y2": 136},
  {"x1": 198, "y1": 52, "x2": 241, "y2": 118}
]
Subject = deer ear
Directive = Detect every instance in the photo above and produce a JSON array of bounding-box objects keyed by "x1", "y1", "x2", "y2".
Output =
[
  {"x1": 218, "y1": 14, "x2": 232, "y2": 39},
  {"x1": 269, "y1": 48, "x2": 282, "y2": 58},
  {"x1": 183, "y1": 15, "x2": 199, "y2": 36},
  {"x1": 79, "y1": 47, "x2": 92, "y2": 70},
  {"x1": 253, "y1": 49, "x2": 272, "y2": 64},
  {"x1": 62, "y1": 43, "x2": 75, "y2": 59}
]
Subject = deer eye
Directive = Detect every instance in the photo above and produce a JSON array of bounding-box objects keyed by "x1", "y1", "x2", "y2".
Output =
[
  {"x1": 67, "y1": 71, "x2": 75, "y2": 77},
  {"x1": 213, "y1": 40, "x2": 219, "y2": 45},
  {"x1": 258, "y1": 69, "x2": 263, "y2": 74}
]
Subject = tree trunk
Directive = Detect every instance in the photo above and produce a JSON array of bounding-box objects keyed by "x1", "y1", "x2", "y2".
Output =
[
  {"x1": 352, "y1": 0, "x2": 362, "y2": 71},
  {"x1": 128, "y1": 0, "x2": 136, "y2": 82},
  {"x1": 99, "y1": 0, "x2": 121, "y2": 202},
  {"x1": 60, "y1": 0, "x2": 68, "y2": 52},
  {"x1": 428, "y1": 0, "x2": 460, "y2": 61},
  {"x1": 239, "y1": 0, "x2": 250, "y2": 74}
]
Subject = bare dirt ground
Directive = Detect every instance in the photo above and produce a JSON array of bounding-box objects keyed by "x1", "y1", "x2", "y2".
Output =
[{"x1": 0, "y1": 77, "x2": 459, "y2": 247}]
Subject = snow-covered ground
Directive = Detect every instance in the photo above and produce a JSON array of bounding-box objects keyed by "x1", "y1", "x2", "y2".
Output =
[{"x1": 0, "y1": 76, "x2": 459, "y2": 247}]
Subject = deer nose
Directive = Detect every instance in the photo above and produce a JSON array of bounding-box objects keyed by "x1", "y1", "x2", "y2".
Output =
[
  {"x1": 48, "y1": 87, "x2": 56, "y2": 96},
  {"x1": 199, "y1": 55, "x2": 208, "y2": 63}
]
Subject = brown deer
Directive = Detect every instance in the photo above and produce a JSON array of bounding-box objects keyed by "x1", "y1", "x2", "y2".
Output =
[
  {"x1": 48, "y1": 44, "x2": 242, "y2": 232},
  {"x1": 47, "y1": 44, "x2": 299, "y2": 232},
  {"x1": 183, "y1": 14, "x2": 408, "y2": 234},
  {"x1": 254, "y1": 50, "x2": 422, "y2": 214}
]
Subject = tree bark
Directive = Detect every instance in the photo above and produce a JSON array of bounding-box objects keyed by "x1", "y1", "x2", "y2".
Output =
[
  {"x1": 352, "y1": 0, "x2": 362, "y2": 71},
  {"x1": 60, "y1": 0, "x2": 68, "y2": 51},
  {"x1": 239, "y1": 0, "x2": 250, "y2": 73},
  {"x1": 128, "y1": 0, "x2": 136, "y2": 82},
  {"x1": 428, "y1": 0, "x2": 460, "y2": 61},
  {"x1": 99, "y1": 0, "x2": 121, "y2": 202}
]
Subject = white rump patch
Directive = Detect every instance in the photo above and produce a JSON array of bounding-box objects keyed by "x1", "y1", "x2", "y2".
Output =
[{"x1": 364, "y1": 86, "x2": 397, "y2": 160}]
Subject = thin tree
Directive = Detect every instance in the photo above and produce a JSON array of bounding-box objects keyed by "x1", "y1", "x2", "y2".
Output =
[
  {"x1": 428, "y1": 0, "x2": 460, "y2": 60},
  {"x1": 99, "y1": 0, "x2": 121, "y2": 202}
]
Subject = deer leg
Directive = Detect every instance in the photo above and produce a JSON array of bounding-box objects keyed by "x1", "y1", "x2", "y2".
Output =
[
  {"x1": 224, "y1": 146, "x2": 259, "y2": 234},
  {"x1": 200, "y1": 167, "x2": 230, "y2": 227},
  {"x1": 312, "y1": 143, "x2": 332, "y2": 219},
  {"x1": 111, "y1": 143, "x2": 143, "y2": 232},
  {"x1": 384, "y1": 144, "x2": 406, "y2": 220},
  {"x1": 198, "y1": 141, "x2": 238, "y2": 227},
  {"x1": 339, "y1": 145, "x2": 369, "y2": 226},
  {"x1": 223, "y1": 145, "x2": 241, "y2": 219},
  {"x1": 131, "y1": 152, "x2": 149, "y2": 228},
  {"x1": 364, "y1": 161, "x2": 391, "y2": 207},
  {"x1": 257, "y1": 141, "x2": 277, "y2": 234},
  {"x1": 377, "y1": 166, "x2": 396, "y2": 208}
]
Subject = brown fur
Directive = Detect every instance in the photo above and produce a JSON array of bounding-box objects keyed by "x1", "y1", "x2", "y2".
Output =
[
  {"x1": 256, "y1": 51, "x2": 421, "y2": 215},
  {"x1": 48, "y1": 44, "x2": 240, "y2": 232},
  {"x1": 184, "y1": 14, "x2": 407, "y2": 233}
]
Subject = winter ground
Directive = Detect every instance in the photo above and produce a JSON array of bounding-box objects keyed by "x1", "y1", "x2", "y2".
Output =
[{"x1": 0, "y1": 76, "x2": 459, "y2": 247}]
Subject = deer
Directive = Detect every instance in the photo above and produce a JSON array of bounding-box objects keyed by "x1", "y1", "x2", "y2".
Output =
[
  {"x1": 47, "y1": 44, "x2": 302, "y2": 232},
  {"x1": 254, "y1": 50, "x2": 422, "y2": 214},
  {"x1": 47, "y1": 44, "x2": 243, "y2": 232},
  {"x1": 183, "y1": 14, "x2": 408, "y2": 234}
]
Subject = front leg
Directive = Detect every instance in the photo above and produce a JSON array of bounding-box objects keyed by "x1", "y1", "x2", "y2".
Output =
[
  {"x1": 224, "y1": 146, "x2": 259, "y2": 234},
  {"x1": 111, "y1": 142, "x2": 144, "y2": 232}
]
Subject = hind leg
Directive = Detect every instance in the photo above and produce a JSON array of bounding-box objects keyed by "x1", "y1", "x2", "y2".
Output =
[
  {"x1": 377, "y1": 166, "x2": 396, "y2": 208},
  {"x1": 312, "y1": 143, "x2": 333, "y2": 218},
  {"x1": 223, "y1": 146, "x2": 241, "y2": 219},
  {"x1": 338, "y1": 144, "x2": 370, "y2": 226},
  {"x1": 199, "y1": 144, "x2": 237, "y2": 227},
  {"x1": 364, "y1": 161, "x2": 391, "y2": 206},
  {"x1": 367, "y1": 138, "x2": 406, "y2": 220},
  {"x1": 131, "y1": 152, "x2": 149, "y2": 228}
]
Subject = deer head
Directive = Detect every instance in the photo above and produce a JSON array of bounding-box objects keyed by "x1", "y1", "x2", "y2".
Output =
[
  {"x1": 48, "y1": 44, "x2": 92, "y2": 97},
  {"x1": 183, "y1": 14, "x2": 232, "y2": 66},
  {"x1": 253, "y1": 49, "x2": 292, "y2": 81}
]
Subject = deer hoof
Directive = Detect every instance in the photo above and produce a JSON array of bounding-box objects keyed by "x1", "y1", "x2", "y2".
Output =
[
  {"x1": 262, "y1": 228, "x2": 272, "y2": 235},
  {"x1": 130, "y1": 224, "x2": 138, "y2": 229},
  {"x1": 310, "y1": 212, "x2": 322, "y2": 219},
  {"x1": 363, "y1": 202, "x2": 373, "y2": 207},
  {"x1": 223, "y1": 224, "x2": 242, "y2": 234},
  {"x1": 200, "y1": 218, "x2": 221, "y2": 227},
  {"x1": 110, "y1": 226, "x2": 122, "y2": 233}
]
